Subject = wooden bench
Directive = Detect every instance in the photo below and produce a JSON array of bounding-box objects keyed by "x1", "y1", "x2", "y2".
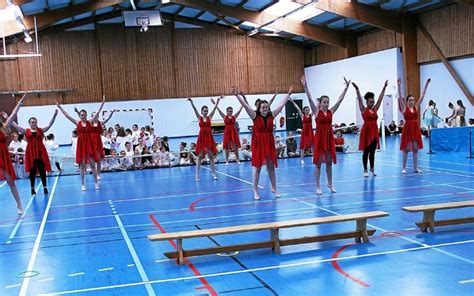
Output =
[
  {"x1": 403, "y1": 200, "x2": 474, "y2": 233},
  {"x1": 148, "y1": 211, "x2": 389, "y2": 264}
]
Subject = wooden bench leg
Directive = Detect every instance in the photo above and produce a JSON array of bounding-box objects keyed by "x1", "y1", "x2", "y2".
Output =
[
  {"x1": 271, "y1": 229, "x2": 281, "y2": 255},
  {"x1": 356, "y1": 219, "x2": 369, "y2": 243},
  {"x1": 177, "y1": 239, "x2": 184, "y2": 265},
  {"x1": 423, "y1": 210, "x2": 435, "y2": 233}
]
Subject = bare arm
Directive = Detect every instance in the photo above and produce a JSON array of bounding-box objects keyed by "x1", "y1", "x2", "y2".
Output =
[
  {"x1": 102, "y1": 109, "x2": 116, "y2": 125},
  {"x1": 234, "y1": 105, "x2": 244, "y2": 118},
  {"x1": 352, "y1": 82, "x2": 365, "y2": 113},
  {"x1": 11, "y1": 122, "x2": 26, "y2": 134},
  {"x1": 272, "y1": 86, "x2": 293, "y2": 117},
  {"x1": 233, "y1": 88, "x2": 256, "y2": 119},
  {"x1": 209, "y1": 97, "x2": 221, "y2": 119},
  {"x1": 56, "y1": 101, "x2": 79, "y2": 125},
  {"x1": 42, "y1": 109, "x2": 59, "y2": 133},
  {"x1": 415, "y1": 78, "x2": 431, "y2": 109},
  {"x1": 374, "y1": 80, "x2": 388, "y2": 111},
  {"x1": 187, "y1": 98, "x2": 201, "y2": 119},
  {"x1": 74, "y1": 107, "x2": 81, "y2": 118},
  {"x1": 397, "y1": 78, "x2": 406, "y2": 113},
  {"x1": 289, "y1": 97, "x2": 303, "y2": 118},
  {"x1": 330, "y1": 78, "x2": 350, "y2": 114},
  {"x1": 211, "y1": 98, "x2": 225, "y2": 118},
  {"x1": 91, "y1": 95, "x2": 106, "y2": 122},
  {"x1": 300, "y1": 74, "x2": 319, "y2": 114},
  {"x1": 269, "y1": 88, "x2": 279, "y2": 107},
  {"x1": 4, "y1": 94, "x2": 27, "y2": 128}
]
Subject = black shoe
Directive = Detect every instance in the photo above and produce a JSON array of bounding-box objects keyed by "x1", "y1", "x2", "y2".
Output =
[
  {"x1": 31, "y1": 188, "x2": 36, "y2": 195},
  {"x1": 44, "y1": 188, "x2": 49, "y2": 194}
]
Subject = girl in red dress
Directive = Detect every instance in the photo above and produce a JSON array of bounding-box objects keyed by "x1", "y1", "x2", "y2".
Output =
[
  {"x1": 188, "y1": 97, "x2": 221, "y2": 181},
  {"x1": 12, "y1": 108, "x2": 59, "y2": 195},
  {"x1": 301, "y1": 75, "x2": 350, "y2": 195},
  {"x1": 398, "y1": 78, "x2": 431, "y2": 174},
  {"x1": 352, "y1": 80, "x2": 388, "y2": 177},
  {"x1": 0, "y1": 95, "x2": 26, "y2": 214},
  {"x1": 213, "y1": 97, "x2": 244, "y2": 165},
  {"x1": 75, "y1": 108, "x2": 116, "y2": 180},
  {"x1": 56, "y1": 97, "x2": 106, "y2": 191},
  {"x1": 289, "y1": 98, "x2": 313, "y2": 164},
  {"x1": 234, "y1": 86, "x2": 293, "y2": 200}
]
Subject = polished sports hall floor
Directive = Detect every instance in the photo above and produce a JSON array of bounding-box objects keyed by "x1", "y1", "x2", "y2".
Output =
[{"x1": 0, "y1": 136, "x2": 473, "y2": 295}]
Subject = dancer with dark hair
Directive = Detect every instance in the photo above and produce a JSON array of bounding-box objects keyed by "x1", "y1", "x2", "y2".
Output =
[
  {"x1": 289, "y1": 97, "x2": 313, "y2": 164},
  {"x1": 352, "y1": 80, "x2": 388, "y2": 177},
  {"x1": 188, "y1": 97, "x2": 220, "y2": 181},
  {"x1": 234, "y1": 86, "x2": 293, "y2": 200},
  {"x1": 398, "y1": 78, "x2": 431, "y2": 174}
]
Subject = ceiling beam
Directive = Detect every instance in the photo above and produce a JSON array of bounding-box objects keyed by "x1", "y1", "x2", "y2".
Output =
[
  {"x1": 44, "y1": 9, "x2": 123, "y2": 34},
  {"x1": 455, "y1": 0, "x2": 474, "y2": 5},
  {"x1": 296, "y1": 0, "x2": 403, "y2": 33},
  {"x1": 0, "y1": 0, "x2": 33, "y2": 9},
  {"x1": 169, "y1": 0, "x2": 346, "y2": 47},
  {"x1": 161, "y1": 12, "x2": 305, "y2": 48}
]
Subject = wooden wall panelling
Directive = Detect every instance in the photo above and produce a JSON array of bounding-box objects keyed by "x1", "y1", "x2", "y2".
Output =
[
  {"x1": 315, "y1": 43, "x2": 347, "y2": 65},
  {"x1": 357, "y1": 29, "x2": 402, "y2": 56},
  {"x1": 0, "y1": 43, "x2": 20, "y2": 91}
]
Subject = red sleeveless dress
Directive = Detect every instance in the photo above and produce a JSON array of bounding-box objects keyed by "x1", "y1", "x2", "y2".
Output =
[
  {"x1": 313, "y1": 110, "x2": 336, "y2": 165},
  {"x1": 359, "y1": 108, "x2": 380, "y2": 150},
  {"x1": 25, "y1": 128, "x2": 51, "y2": 173},
  {"x1": 195, "y1": 117, "x2": 218, "y2": 155},
  {"x1": 400, "y1": 107, "x2": 423, "y2": 151},
  {"x1": 90, "y1": 123, "x2": 105, "y2": 160},
  {"x1": 252, "y1": 114, "x2": 277, "y2": 168},
  {"x1": 0, "y1": 130, "x2": 16, "y2": 181},
  {"x1": 223, "y1": 116, "x2": 240, "y2": 149},
  {"x1": 300, "y1": 114, "x2": 314, "y2": 150},
  {"x1": 76, "y1": 121, "x2": 97, "y2": 164}
]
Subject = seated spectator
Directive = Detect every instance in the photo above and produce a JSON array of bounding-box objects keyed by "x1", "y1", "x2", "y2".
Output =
[
  {"x1": 158, "y1": 146, "x2": 172, "y2": 167},
  {"x1": 388, "y1": 120, "x2": 398, "y2": 135},
  {"x1": 398, "y1": 120, "x2": 404, "y2": 134},
  {"x1": 141, "y1": 146, "x2": 153, "y2": 167},
  {"x1": 239, "y1": 137, "x2": 252, "y2": 160},
  {"x1": 286, "y1": 131, "x2": 300, "y2": 158},
  {"x1": 133, "y1": 149, "x2": 142, "y2": 169},
  {"x1": 119, "y1": 150, "x2": 133, "y2": 169},
  {"x1": 108, "y1": 149, "x2": 126, "y2": 171},
  {"x1": 8, "y1": 132, "x2": 22, "y2": 153},
  {"x1": 348, "y1": 123, "x2": 359, "y2": 134},
  {"x1": 469, "y1": 118, "x2": 474, "y2": 126},
  {"x1": 178, "y1": 142, "x2": 190, "y2": 165},
  {"x1": 334, "y1": 131, "x2": 346, "y2": 153},
  {"x1": 275, "y1": 136, "x2": 286, "y2": 158},
  {"x1": 162, "y1": 136, "x2": 170, "y2": 152},
  {"x1": 151, "y1": 144, "x2": 160, "y2": 166}
]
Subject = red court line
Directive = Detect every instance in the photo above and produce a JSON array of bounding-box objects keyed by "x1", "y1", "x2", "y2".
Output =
[
  {"x1": 148, "y1": 214, "x2": 218, "y2": 296},
  {"x1": 331, "y1": 244, "x2": 370, "y2": 288}
]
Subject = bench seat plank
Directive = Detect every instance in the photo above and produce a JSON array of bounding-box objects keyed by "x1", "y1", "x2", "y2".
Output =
[
  {"x1": 148, "y1": 211, "x2": 388, "y2": 241},
  {"x1": 402, "y1": 200, "x2": 474, "y2": 212}
]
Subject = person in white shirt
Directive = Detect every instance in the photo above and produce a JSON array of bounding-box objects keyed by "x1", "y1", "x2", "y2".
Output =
[
  {"x1": 132, "y1": 124, "x2": 140, "y2": 149},
  {"x1": 101, "y1": 129, "x2": 112, "y2": 156},
  {"x1": 44, "y1": 133, "x2": 61, "y2": 172},
  {"x1": 8, "y1": 132, "x2": 22, "y2": 153},
  {"x1": 71, "y1": 130, "x2": 78, "y2": 156}
]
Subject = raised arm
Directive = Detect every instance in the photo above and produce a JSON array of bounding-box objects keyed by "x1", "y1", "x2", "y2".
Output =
[
  {"x1": 330, "y1": 78, "x2": 350, "y2": 114},
  {"x1": 91, "y1": 95, "x2": 106, "y2": 122},
  {"x1": 233, "y1": 87, "x2": 256, "y2": 119},
  {"x1": 234, "y1": 105, "x2": 244, "y2": 118},
  {"x1": 374, "y1": 80, "x2": 388, "y2": 111},
  {"x1": 4, "y1": 94, "x2": 27, "y2": 128},
  {"x1": 397, "y1": 78, "x2": 406, "y2": 113},
  {"x1": 41, "y1": 109, "x2": 59, "y2": 132},
  {"x1": 74, "y1": 107, "x2": 81, "y2": 118},
  {"x1": 11, "y1": 122, "x2": 26, "y2": 134},
  {"x1": 211, "y1": 98, "x2": 226, "y2": 118},
  {"x1": 102, "y1": 109, "x2": 116, "y2": 125},
  {"x1": 300, "y1": 74, "x2": 319, "y2": 114},
  {"x1": 272, "y1": 86, "x2": 293, "y2": 117},
  {"x1": 209, "y1": 97, "x2": 221, "y2": 119},
  {"x1": 289, "y1": 97, "x2": 303, "y2": 118},
  {"x1": 352, "y1": 82, "x2": 365, "y2": 113},
  {"x1": 269, "y1": 88, "x2": 279, "y2": 107},
  {"x1": 415, "y1": 78, "x2": 431, "y2": 109},
  {"x1": 187, "y1": 97, "x2": 201, "y2": 119},
  {"x1": 56, "y1": 101, "x2": 79, "y2": 125}
]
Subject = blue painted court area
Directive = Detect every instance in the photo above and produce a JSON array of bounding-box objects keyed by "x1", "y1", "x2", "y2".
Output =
[{"x1": 1, "y1": 136, "x2": 473, "y2": 295}]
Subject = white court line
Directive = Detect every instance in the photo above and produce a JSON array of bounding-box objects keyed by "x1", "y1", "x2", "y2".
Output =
[
  {"x1": 38, "y1": 278, "x2": 55, "y2": 282},
  {"x1": 202, "y1": 166, "x2": 264, "y2": 188},
  {"x1": 296, "y1": 199, "x2": 474, "y2": 265},
  {"x1": 110, "y1": 200, "x2": 155, "y2": 296},
  {"x1": 41, "y1": 239, "x2": 474, "y2": 295},
  {"x1": 380, "y1": 153, "x2": 474, "y2": 168},
  {"x1": 444, "y1": 184, "x2": 474, "y2": 191},
  {"x1": 12, "y1": 181, "x2": 474, "y2": 238},
  {"x1": 12, "y1": 189, "x2": 461, "y2": 239},
  {"x1": 68, "y1": 272, "x2": 85, "y2": 277},
  {"x1": 0, "y1": 181, "x2": 6, "y2": 188},
  {"x1": 98, "y1": 267, "x2": 114, "y2": 272},
  {"x1": 459, "y1": 279, "x2": 474, "y2": 284},
  {"x1": 18, "y1": 175, "x2": 59, "y2": 296},
  {"x1": 6, "y1": 284, "x2": 21, "y2": 289},
  {"x1": 6, "y1": 182, "x2": 42, "y2": 244}
]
